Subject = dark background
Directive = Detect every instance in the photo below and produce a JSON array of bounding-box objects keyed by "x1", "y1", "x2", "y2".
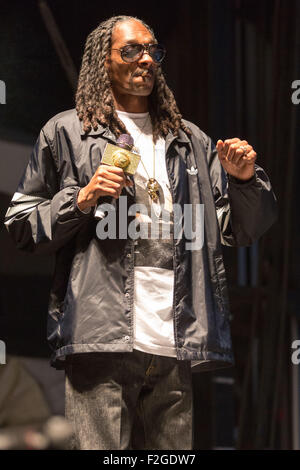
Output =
[{"x1": 0, "y1": 0, "x2": 299, "y2": 449}]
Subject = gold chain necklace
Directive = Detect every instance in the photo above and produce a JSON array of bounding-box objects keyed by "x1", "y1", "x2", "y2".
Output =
[
  {"x1": 132, "y1": 116, "x2": 159, "y2": 203},
  {"x1": 131, "y1": 114, "x2": 151, "y2": 147},
  {"x1": 139, "y1": 141, "x2": 159, "y2": 203}
]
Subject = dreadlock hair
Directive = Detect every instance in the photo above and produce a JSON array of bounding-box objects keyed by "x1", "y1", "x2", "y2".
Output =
[{"x1": 75, "y1": 15, "x2": 191, "y2": 142}]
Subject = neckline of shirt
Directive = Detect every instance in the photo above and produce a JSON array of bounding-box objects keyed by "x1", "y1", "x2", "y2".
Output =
[{"x1": 116, "y1": 109, "x2": 149, "y2": 120}]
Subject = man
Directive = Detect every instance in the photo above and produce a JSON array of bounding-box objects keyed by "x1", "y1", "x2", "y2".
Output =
[{"x1": 4, "y1": 15, "x2": 277, "y2": 450}]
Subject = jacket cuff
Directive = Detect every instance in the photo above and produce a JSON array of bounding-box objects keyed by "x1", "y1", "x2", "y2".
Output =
[
  {"x1": 227, "y1": 173, "x2": 256, "y2": 187},
  {"x1": 73, "y1": 188, "x2": 92, "y2": 216}
]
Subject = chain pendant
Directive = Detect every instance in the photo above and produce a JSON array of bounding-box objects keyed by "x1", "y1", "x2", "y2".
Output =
[{"x1": 146, "y1": 178, "x2": 159, "y2": 202}]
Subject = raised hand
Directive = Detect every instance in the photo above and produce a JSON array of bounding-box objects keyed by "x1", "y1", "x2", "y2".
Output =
[{"x1": 216, "y1": 138, "x2": 257, "y2": 181}]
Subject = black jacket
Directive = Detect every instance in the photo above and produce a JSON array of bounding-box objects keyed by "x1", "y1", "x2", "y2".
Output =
[{"x1": 4, "y1": 109, "x2": 277, "y2": 370}]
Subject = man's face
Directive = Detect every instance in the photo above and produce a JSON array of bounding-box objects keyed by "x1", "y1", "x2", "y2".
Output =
[{"x1": 105, "y1": 19, "x2": 158, "y2": 98}]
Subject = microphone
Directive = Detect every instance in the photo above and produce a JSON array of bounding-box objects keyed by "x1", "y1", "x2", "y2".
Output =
[
  {"x1": 94, "y1": 134, "x2": 140, "y2": 219},
  {"x1": 116, "y1": 133, "x2": 134, "y2": 150},
  {"x1": 100, "y1": 133, "x2": 140, "y2": 175}
]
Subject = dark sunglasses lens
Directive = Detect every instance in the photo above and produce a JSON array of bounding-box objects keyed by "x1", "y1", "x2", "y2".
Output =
[
  {"x1": 121, "y1": 44, "x2": 166, "y2": 63},
  {"x1": 122, "y1": 45, "x2": 143, "y2": 62},
  {"x1": 150, "y1": 45, "x2": 166, "y2": 63}
]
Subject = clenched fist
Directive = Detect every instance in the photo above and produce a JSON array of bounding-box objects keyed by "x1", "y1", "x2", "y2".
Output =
[
  {"x1": 77, "y1": 164, "x2": 133, "y2": 212},
  {"x1": 216, "y1": 138, "x2": 257, "y2": 181}
]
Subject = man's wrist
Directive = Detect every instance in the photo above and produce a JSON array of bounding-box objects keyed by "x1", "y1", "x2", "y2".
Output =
[{"x1": 77, "y1": 188, "x2": 92, "y2": 213}]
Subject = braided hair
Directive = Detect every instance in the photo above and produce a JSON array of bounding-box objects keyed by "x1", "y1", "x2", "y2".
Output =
[{"x1": 75, "y1": 15, "x2": 191, "y2": 142}]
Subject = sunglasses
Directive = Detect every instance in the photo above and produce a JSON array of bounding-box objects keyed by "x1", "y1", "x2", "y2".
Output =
[{"x1": 111, "y1": 43, "x2": 166, "y2": 64}]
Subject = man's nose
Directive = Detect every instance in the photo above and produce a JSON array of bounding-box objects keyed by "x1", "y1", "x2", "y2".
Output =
[{"x1": 138, "y1": 51, "x2": 154, "y2": 66}]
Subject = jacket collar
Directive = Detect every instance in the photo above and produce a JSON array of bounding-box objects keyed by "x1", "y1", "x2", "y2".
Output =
[
  {"x1": 79, "y1": 120, "x2": 116, "y2": 140},
  {"x1": 166, "y1": 128, "x2": 191, "y2": 145},
  {"x1": 79, "y1": 118, "x2": 191, "y2": 146}
]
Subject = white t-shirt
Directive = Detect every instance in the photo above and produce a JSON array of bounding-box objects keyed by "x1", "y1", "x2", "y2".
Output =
[{"x1": 116, "y1": 110, "x2": 176, "y2": 358}]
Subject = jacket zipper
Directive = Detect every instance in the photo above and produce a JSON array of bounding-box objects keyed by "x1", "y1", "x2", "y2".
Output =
[{"x1": 164, "y1": 143, "x2": 180, "y2": 353}]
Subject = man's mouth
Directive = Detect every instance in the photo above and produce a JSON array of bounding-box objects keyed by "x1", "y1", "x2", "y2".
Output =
[
  {"x1": 141, "y1": 70, "x2": 153, "y2": 78},
  {"x1": 134, "y1": 70, "x2": 154, "y2": 80}
]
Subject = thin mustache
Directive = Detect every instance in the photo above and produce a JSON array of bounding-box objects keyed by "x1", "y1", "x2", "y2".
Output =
[{"x1": 133, "y1": 69, "x2": 154, "y2": 78}]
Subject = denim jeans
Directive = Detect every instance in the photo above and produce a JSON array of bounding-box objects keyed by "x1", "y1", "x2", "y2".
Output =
[{"x1": 64, "y1": 349, "x2": 193, "y2": 450}]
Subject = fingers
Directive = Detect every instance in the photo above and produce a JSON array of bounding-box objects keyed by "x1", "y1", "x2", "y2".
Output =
[
  {"x1": 94, "y1": 165, "x2": 133, "y2": 199},
  {"x1": 98, "y1": 186, "x2": 121, "y2": 199},
  {"x1": 242, "y1": 149, "x2": 257, "y2": 164},
  {"x1": 98, "y1": 165, "x2": 133, "y2": 186},
  {"x1": 224, "y1": 139, "x2": 247, "y2": 160},
  {"x1": 97, "y1": 175, "x2": 122, "y2": 190},
  {"x1": 217, "y1": 139, "x2": 241, "y2": 161},
  {"x1": 79, "y1": 165, "x2": 134, "y2": 208},
  {"x1": 216, "y1": 140, "x2": 224, "y2": 154},
  {"x1": 230, "y1": 144, "x2": 256, "y2": 165},
  {"x1": 217, "y1": 138, "x2": 256, "y2": 164},
  {"x1": 216, "y1": 137, "x2": 257, "y2": 180},
  {"x1": 227, "y1": 142, "x2": 249, "y2": 164},
  {"x1": 97, "y1": 165, "x2": 126, "y2": 183}
]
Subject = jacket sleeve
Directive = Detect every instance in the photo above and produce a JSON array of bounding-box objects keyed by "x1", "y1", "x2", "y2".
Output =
[
  {"x1": 207, "y1": 137, "x2": 278, "y2": 247},
  {"x1": 4, "y1": 128, "x2": 91, "y2": 254}
]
